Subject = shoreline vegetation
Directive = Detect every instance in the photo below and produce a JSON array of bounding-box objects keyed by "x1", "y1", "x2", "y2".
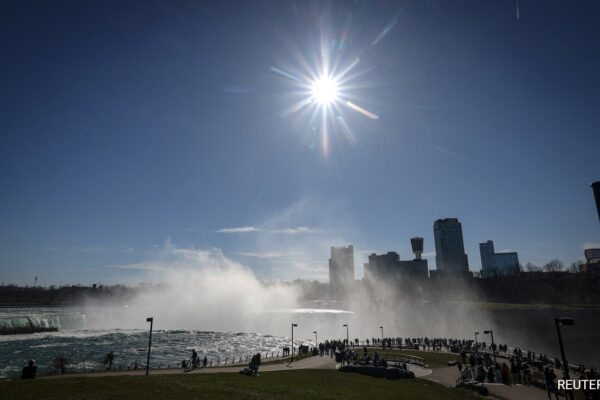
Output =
[
  {"x1": 3, "y1": 277, "x2": 600, "y2": 307},
  {"x1": 0, "y1": 326, "x2": 58, "y2": 335}
]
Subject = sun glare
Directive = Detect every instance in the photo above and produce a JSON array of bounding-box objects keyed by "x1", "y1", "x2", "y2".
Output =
[{"x1": 311, "y1": 77, "x2": 339, "y2": 106}]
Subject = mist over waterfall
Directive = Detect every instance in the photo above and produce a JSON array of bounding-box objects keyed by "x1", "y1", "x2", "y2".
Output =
[{"x1": 89, "y1": 244, "x2": 302, "y2": 334}]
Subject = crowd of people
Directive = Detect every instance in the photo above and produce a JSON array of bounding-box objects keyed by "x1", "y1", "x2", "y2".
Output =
[{"x1": 19, "y1": 334, "x2": 599, "y2": 400}]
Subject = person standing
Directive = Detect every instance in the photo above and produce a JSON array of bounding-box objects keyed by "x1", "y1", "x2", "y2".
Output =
[
  {"x1": 544, "y1": 367, "x2": 559, "y2": 400},
  {"x1": 191, "y1": 349, "x2": 198, "y2": 369},
  {"x1": 21, "y1": 360, "x2": 37, "y2": 379}
]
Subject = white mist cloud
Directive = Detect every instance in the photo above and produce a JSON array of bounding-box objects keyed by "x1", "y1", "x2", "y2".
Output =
[
  {"x1": 217, "y1": 226, "x2": 260, "y2": 233},
  {"x1": 233, "y1": 251, "x2": 295, "y2": 259},
  {"x1": 582, "y1": 242, "x2": 600, "y2": 250},
  {"x1": 216, "y1": 226, "x2": 322, "y2": 235},
  {"x1": 102, "y1": 242, "x2": 300, "y2": 333}
]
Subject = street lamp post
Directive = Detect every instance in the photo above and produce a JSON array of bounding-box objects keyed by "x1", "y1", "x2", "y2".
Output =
[
  {"x1": 474, "y1": 331, "x2": 479, "y2": 352},
  {"x1": 380, "y1": 326, "x2": 384, "y2": 348},
  {"x1": 343, "y1": 324, "x2": 349, "y2": 347},
  {"x1": 291, "y1": 323, "x2": 298, "y2": 362},
  {"x1": 555, "y1": 317, "x2": 575, "y2": 400},
  {"x1": 591, "y1": 181, "x2": 600, "y2": 222},
  {"x1": 483, "y1": 330, "x2": 496, "y2": 365},
  {"x1": 313, "y1": 331, "x2": 318, "y2": 345},
  {"x1": 145, "y1": 317, "x2": 153, "y2": 376}
]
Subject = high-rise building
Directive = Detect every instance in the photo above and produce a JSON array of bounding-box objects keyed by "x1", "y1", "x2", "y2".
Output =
[
  {"x1": 480, "y1": 240, "x2": 495, "y2": 270},
  {"x1": 433, "y1": 218, "x2": 469, "y2": 272},
  {"x1": 363, "y1": 239, "x2": 429, "y2": 285},
  {"x1": 329, "y1": 245, "x2": 354, "y2": 296},
  {"x1": 479, "y1": 240, "x2": 520, "y2": 277}
]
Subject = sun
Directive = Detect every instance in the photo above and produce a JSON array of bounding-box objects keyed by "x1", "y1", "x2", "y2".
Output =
[{"x1": 311, "y1": 76, "x2": 339, "y2": 106}]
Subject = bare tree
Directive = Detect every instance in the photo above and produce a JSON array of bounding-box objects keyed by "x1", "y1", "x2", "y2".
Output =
[
  {"x1": 543, "y1": 259, "x2": 564, "y2": 272},
  {"x1": 525, "y1": 262, "x2": 542, "y2": 272},
  {"x1": 568, "y1": 261, "x2": 583, "y2": 273}
]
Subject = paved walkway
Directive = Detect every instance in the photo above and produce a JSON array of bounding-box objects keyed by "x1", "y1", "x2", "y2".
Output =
[
  {"x1": 43, "y1": 356, "x2": 337, "y2": 379},
  {"x1": 423, "y1": 364, "x2": 557, "y2": 400}
]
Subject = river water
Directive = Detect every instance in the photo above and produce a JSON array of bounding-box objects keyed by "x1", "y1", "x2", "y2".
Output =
[
  {"x1": 1, "y1": 304, "x2": 598, "y2": 378},
  {"x1": 0, "y1": 306, "x2": 335, "y2": 378}
]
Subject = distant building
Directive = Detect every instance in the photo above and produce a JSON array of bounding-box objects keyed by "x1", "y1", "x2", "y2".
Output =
[
  {"x1": 329, "y1": 245, "x2": 355, "y2": 296},
  {"x1": 581, "y1": 248, "x2": 600, "y2": 273},
  {"x1": 364, "y1": 238, "x2": 429, "y2": 285},
  {"x1": 433, "y1": 218, "x2": 469, "y2": 273},
  {"x1": 479, "y1": 240, "x2": 520, "y2": 277}
]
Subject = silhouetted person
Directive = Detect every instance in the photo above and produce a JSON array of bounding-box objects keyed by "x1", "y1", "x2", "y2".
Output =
[
  {"x1": 21, "y1": 360, "x2": 37, "y2": 379},
  {"x1": 544, "y1": 367, "x2": 559, "y2": 400},
  {"x1": 203, "y1": 356, "x2": 208, "y2": 368},
  {"x1": 55, "y1": 355, "x2": 66, "y2": 374},
  {"x1": 192, "y1": 349, "x2": 198, "y2": 368},
  {"x1": 104, "y1": 351, "x2": 114, "y2": 370}
]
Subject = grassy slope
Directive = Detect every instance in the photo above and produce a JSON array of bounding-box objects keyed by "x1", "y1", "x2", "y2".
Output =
[{"x1": 3, "y1": 370, "x2": 480, "y2": 400}]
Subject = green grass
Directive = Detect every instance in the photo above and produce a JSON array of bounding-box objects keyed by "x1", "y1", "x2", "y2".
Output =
[{"x1": 2, "y1": 370, "x2": 481, "y2": 400}]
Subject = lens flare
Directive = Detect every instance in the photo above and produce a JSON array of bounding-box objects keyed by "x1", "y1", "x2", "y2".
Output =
[
  {"x1": 270, "y1": 9, "x2": 394, "y2": 155},
  {"x1": 311, "y1": 77, "x2": 339, "y2": 106}
]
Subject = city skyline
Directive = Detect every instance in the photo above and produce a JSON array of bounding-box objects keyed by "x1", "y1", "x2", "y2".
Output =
[{"x1": 1, "y1": 1, "x2": 600, "y2": 285}]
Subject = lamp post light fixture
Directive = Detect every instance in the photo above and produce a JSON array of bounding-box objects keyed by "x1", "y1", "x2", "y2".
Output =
[
  {"x1": 343, "y1": 324, "x2": 349, "y2": 347},
  {"x1": 291, "y1": 323, "x2": 298, "y2": 362},
  {"x1": 483, "y1": 330, "x2": 496, "y2": 365},
  {"x1": 554, "y1": 317, "x2": 575, "y2": 400},
  {"x1": 313, "y1": 331, "x2": 318, "y2": 345},
  {"x1": 591, "y1": 181, "x2": 600, "y2": 222},
  {"x1": 145, "y1": 317, "x2": 153, "y2": 376}
]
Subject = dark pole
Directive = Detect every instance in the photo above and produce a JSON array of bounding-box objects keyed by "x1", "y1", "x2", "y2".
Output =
[
  {"x1": 554, "y1": 317, "x2": 575, "y2": 400},
  {"x1": 474, "y1": 331, "x2": 479, "y2": 352},
  {"x1": 291, "y1": 323, "x2": 297, "y2": 362},
  {"x1": 146, "y1": 317, "x2": 153, "y2": 376},
  {"x1": 484, "y1": 330, "x2": 496, "y2": 365},
  {"x1": 592, "y1": 182, "x2": 600, "y2": 222},
  {"x1": 343, "y1": 324, "x2": 349, "y2": 347},
  {"x1": 313, "y1": 331, "x2": 317, "y2": 344},
  {"x1": 380, "y1": 326, "x2": 384, "y2": 348}
]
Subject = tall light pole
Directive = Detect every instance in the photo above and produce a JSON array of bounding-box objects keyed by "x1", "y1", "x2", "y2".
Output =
[
  {"x1": 474, "y1": 331, "x2": 479, "y2": 352},
  {"x1": 145, "y1": 317, "x2": 153, "y2": 376},
  {"x1": 380, "y1": 326, "x2": 384, "y2": 348},
  {"x1": 591, "y1": 181, "x2": 600, "y2": 222},
  {"x1": 343, "y1": 324, "x2": 349, "y2": 347},
  {"x1": 291, "y1": 323, "x2": 298, "y2": 362},
  {"x1": 313, "y1": 331, "x2": 318, "y2": 345},
  {"x1": 483, "y1": 330, "x2": 496, "y2": 365},
  {"x1": 555, "y1": 317, "x2": 575, "y2": 400}
]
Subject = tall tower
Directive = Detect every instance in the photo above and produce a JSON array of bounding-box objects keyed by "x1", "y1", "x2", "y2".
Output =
[
  {"x1": 328, "y1": 245, "x2": 354, "y2": 297},
  {"x1": 479, "y1": 240, "x2": 495, "y2": 277},
  {"x1": 433, "y1": 218, "x2": 469, "y2": 272},
  {"x1": 410, "y1": 237, "x2": 424, "y2": 260}
]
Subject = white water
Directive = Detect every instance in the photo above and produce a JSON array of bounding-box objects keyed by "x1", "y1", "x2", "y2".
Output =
[{"x1": 0, "y1": 306, "x2": 344, "y2": 378}]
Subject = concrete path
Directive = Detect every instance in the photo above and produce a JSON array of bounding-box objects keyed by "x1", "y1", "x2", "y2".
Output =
[
  {"x1": 43, "y1": 356, "x2": 337, "y2": 379},
  {"x1": 422, "y1": 364, "x2": 559, "y2": 400},
  {"x1": 483, "y1": 383, "x2": 552, "y2": 400}
]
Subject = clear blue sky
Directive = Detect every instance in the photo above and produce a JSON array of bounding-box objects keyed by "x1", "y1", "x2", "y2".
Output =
[{"x1": 1, "y1": 0, "x2": 599, "y2": 285}]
